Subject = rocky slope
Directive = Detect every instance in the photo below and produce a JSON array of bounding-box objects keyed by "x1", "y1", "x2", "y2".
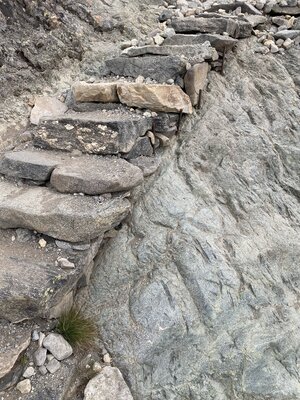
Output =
[{"x1": 0, "y1": 0, "x2": 299, "y2": 399}]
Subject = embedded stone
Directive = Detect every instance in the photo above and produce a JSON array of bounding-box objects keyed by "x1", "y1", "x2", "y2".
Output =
[
  {"x1": 163, "y1": 33, "x2": 238, "y2": 52},
  {"x1": 30, "y1": 96, "x2": 68, "y2": 125},
  {"x1": 72, "y1": 82, "x2": 119, "y2": 103},
  {"x1": 117, "y1": 83, "x2": 193, "y2": 114},
  {"x1": 184, "y1": 63, "x2": 209, "y2": 106},
  {"x1": 51, "y1": 157, "x2": 144, "y2": 195}
]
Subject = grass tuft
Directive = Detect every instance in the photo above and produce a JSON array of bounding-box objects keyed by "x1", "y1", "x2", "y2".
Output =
[{"x1": 56, "y1": 307, "x2": 97, "y2": 349}]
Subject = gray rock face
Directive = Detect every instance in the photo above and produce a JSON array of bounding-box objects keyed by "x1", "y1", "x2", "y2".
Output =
[
  {"x1": 171, "y1": 16, "x2": 252, "y2": 38},
  {"x1": 33, "y1": 111, "x2": 152, "y2": 155},
  {"x1": 274, "y1": 30, "x2": 300, "y2": 39},
  {"x1": 84, "y1": 39, "x2": 300, "y2": 399},
  {"x1": 43, "y1": 333, "x2": 73, "y2": 361},
  {"x1": 105, "y1": 56, "x2": 187, "y2": 83},
  {"x1": 163, "y1": 33, "x2": 238, "y2": 52},
  {"x1": 51, "y1": 157, "x2": 144, "y2": 195},
  {"x1": 0, "y1": 150, "x2": 63, "y2": 182},
  {"x1": 0, "y1": 181, "x2": 130, "y2": 242},
  {"x1": 84, "y1": 367, "x2": 133, "y2": 400}
]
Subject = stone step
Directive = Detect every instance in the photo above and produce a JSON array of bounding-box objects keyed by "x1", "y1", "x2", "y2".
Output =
[
  {"x1": 0, "y1": 150, "x2": 67, "y2": 182},
  {"x1": 170, "y1": 16, "x2": 252, "y2": 38},
  {"x1": 50, "y1": 156, "x2": 144, "y2": 195},
  {"x1": 121, "y1": 43, "x2": 218, "y2": 63},
  {"x1": 0, "y1": 149, "x2": 145, "y2": 194},
  {"x1": 0, "y1": 228, "x2": 102, "y2": 322},
  {"x1": 33, "y1": 110, "x2": 152, "y2": 155},
  {"x1": 206, "y1": 2, "x2": 262, "y2": 15},
  {"x1": 0, "y1": 180, "x2": 130, "y2": 242},
  {"x1": 117, "y1": 83, "x2": 192, "y2": 114},
  {"x1": 163, "y1": 33, "x2": 238, "y2": 52},
  {"x1": 104, "y1": 55, "x2": 187, "y2": 83}
]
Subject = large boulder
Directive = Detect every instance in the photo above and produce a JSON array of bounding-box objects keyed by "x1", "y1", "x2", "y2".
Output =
[{"x1": 117, "y1": 83, "x2": 193, "y2": 114}]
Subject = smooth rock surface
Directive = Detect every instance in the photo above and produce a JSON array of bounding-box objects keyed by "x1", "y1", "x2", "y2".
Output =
[
  {"x1": 117, "y1": 83, "x2": 193, "y2": 114},
  {"x1": 105, "y1": 56, "x2": 187, "y2": 83},
  {"x1": 30, "y1": 96, "x2": 68, "y2": 125},
  {"x1": 16, "y1": 379, "x2": 31, "y2": 394},
  {"x1": 72, "y1": 82, "x2": 119, "y2": 103},
  {"x1": 84, "y1": 39, "x2": 300, "y2": 399},
  {"x1": 84, "y1": 367, "x2": 133, "y2": 400},
  {"x1": 184, "y1": 62, "x2": 209, "y2": 106},
  {"x1": 51, "y1": 157, "x2": 144, "y2": 195},
  {"x1": 33, "y1": 348, "x2": 47, "y2": 367},
  {"x1": 43, "y1": 333, "x2": 73, "y2": 361},
  {"x1": 0, "y1": 150, "x2": 63, "y2": 182},
  {"x1": 0, "y1": 181, "x2": 130, "y2": 242},
  {"x1": 33, "y1": 111, "x2": 152, "y2": 155},
  {"x1": 46, "y1": 358, "x2": 61, "y2": 373}
]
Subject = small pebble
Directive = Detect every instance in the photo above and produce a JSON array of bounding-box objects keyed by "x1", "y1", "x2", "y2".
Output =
[
  {"x1": 23, "y1": 367, "x2": 35, "y2": 379},
  {"x1": 39, "y1": 238, "x2": 47, "y2": 248}
]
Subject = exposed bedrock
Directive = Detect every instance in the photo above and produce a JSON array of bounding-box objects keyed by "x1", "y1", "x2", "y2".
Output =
[{"x1": 83, "y1": 38, "x2": 300, "y2": 400}]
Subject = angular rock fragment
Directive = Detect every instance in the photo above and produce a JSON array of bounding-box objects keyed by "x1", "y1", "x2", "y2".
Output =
[
  {"x1": 105, "y1": 56, "x2": 187, "y2": 83},
  {"x1": 33, "y1": 348, "x2": 47, "y2": 367},
  {"x1": 84, "y1": 367, "x2": 133, "y2": 400},
  {"x1": 46, "y1": 358, "x2": 61, "y2": 373},
  {"x1": 123, "y1": 137, "x2": 153, "y2": 159},
  {"x1": 0, "y1": 150, "x2": 63, "y2": 182},
  {"x1": 51, "y1": 157, "x2": 144, "y2": 195},
  {"x1": 43, "y1": 333, "x2": 73, "y2": 361},
  {"x1": 16, "y1": 379, "x2": 31, "y2": 394},
  {"x1": 30, "y1": 96, "x2": 68, "y2": 125},
  {"x1": 117, "y1": 83, "x2": 193, "y2": 114},
  {"x1": 163, "y1": 33, "x2": 238, "y2": 52},
  {"x1": 171, "y1": 16, "x2": 252, "y2": 38},
  {"x1": 33, "y1": 111, "x2": 152, "y2": 155},
  {"x1": 72, "y1": 82, "x2": 119, "y2": 103},
  {"x1": 130, "y1": 156, "x2": 161, "y2": 177},
  {"x1": 274, "y1": 30, "x2": 300, "y2": 39},
  {"x1": 0, "y1": 181, "x2": 130, "y2": 242},
  {"x1": 184, "y1": 63, "x2": 209, "y2": 106}
]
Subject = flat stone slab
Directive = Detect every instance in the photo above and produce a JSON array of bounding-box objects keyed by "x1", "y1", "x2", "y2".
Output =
[
  {"x1": 51, "y1": 157, "x2": 144, "y2": 195},
  {"x1": 0, "y1": 150, "x2": 65, "y2": 182},
  {"x1": 117, "y1": 83, "x2": 192, "y2": 114},
  {"x1": 274, "y1": 30, "x2": 300, "y2": 39},
  {"x1": 30, "y1": 96, "x2": 68, "y2": 125},
  {"x1": 72, "y1": 82, "x2": 119, "y2": 103},
  {"x1": 163, "y1": 33, "x2": 238, "y2": 51},
  {"x1": 122, "y1": 43, "x2": 218, "y2": 63},
  {"x1": 0, "y1": 228, "x2": 102, "y2": 322},
  {"x1": 206, "y1": 2, "x2": 262, "y2": 15},
  {"x1": 33, "y1": 111, "x2": 152, "y2": 155},
  {"x1": 271, "y1": 5, "x2": 300, "y2": 15},
  {"x1": 105, "y1": 55, "x2": 187, "y2": 83},
  {"x1": 171, "y1": 16, "x2": 252, "y2": 38},
  {"x1": 0, "y1": 181, "x2": 130, "y2": 242}
]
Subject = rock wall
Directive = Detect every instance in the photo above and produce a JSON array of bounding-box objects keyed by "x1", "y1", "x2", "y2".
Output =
[{"x1": 84, "y1": 38, "x2": 300, "y2": 399}]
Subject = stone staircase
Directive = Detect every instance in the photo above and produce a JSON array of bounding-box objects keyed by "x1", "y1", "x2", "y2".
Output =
[{"x1": 0, "y1": 0, "x2": 299, "y2": 396}]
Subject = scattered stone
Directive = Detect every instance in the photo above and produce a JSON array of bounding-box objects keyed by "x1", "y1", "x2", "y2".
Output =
[
  {"x1": 72, "y1": 82, "x2": 119, "y2": 103},
  {"x1": 51, "y1": 157, "x2": 144, "y2": 195},
  {"x1": 283, "y1": 37, "x2": 294, "y2": 48},
  {"x1": 32, "y1": 330, "x2": 39, "y2": 341},
  {"x1": 39, "y1": 238, "x2": 47, "y2": 248},
  {"x1": 57, "y1": 257, "x2": 75, "y2": 269},
  {"x1": 117, "y1": 83, "x2": 193, "y2": 114},
  {"x1": 105, "y1": 56, "x2": 187, "y2": 83},
  {"x1": 154, "y1": 34, "x2": 164, "y2": 45},
  {"x1": 84, "y1": 367, "x2": 133, "y2": 400},
  {"x1": 23, "y1": 366, "x2": 35, "y2": 378},
  {"x1": 38, "y1": 332, "x2": 46, "y2": 348},
  {"x1": 39, "y1": 365, "x2": 48, "y2": 376},
  {"x1": 16, "y1": 379, "x2": 32, "y2": 394},
  {"x1": 184, "y1": 62, "x2": 209, "y2": 106},
  {"x1": 30, "y1": 96, "x2": 68, "y2": 125},
  {"x1": 103, "y1": 353, "x2": 112, "y2": 363},
  {"x1": 33, "y1": 347, "x2": 47, "y2": 367},
  {"x1": 42, "y1": 333, "x2": 73, "y2": 361},
  {"x1": 270, "y1": 43, "x2": 279, "y2": 52},
  {"x1": 93, "y1": 362, "x2": 102, "y2": 373},
  {"x1": 274, "y1": 29, "x2": 300, "y2": 39},
  {"x1": 46, "y1": 358, "x2": 61, "y2": 374}
]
